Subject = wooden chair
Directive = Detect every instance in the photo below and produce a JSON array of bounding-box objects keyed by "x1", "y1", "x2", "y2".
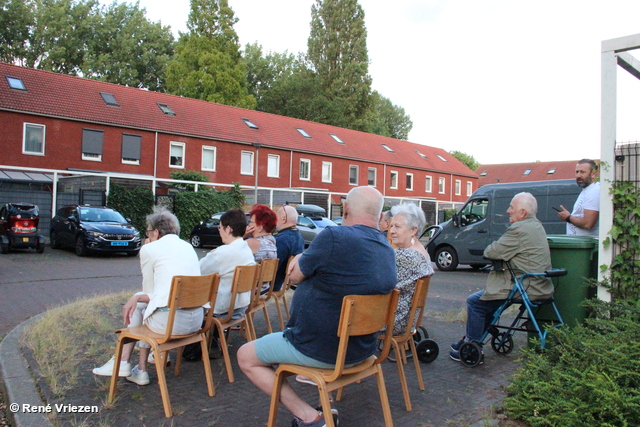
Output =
[
  {"x1": 270, "y1": 256, "x2": 295, "y2": 330},
  {"x1": 388, "y1": 276, "x2": 432, "y2": 411},
  {"x1": 107, "y1": 273, "x2": 220, "y2": 418},
  {"x1": 244, "y1": 258, "x2": 279, "y2": 340},
  {"x1": 267, "y1": 288, "x2": 400, "y2": 427},
  {"x1": 211, "y1": 264, "x2": 260, "y2": 383}
]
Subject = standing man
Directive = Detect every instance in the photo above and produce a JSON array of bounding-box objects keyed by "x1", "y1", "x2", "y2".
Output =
[
  {"x1": 273, "y1": 204, "x2": 304, "y2": 292},
  {"x1": 557, "y1": 159, "x2": 600, "y2": 237},
  {"x1": 237, "y1": 186, "x2": 396, "y2": 427},
  {"x1": 451, "y1": 193, "x2": 553, "y2": 362}
]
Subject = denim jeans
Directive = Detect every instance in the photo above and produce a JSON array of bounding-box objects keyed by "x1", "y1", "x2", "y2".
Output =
[{"x1": 466, "y1": 290, "x2": 507, "y2": 342}]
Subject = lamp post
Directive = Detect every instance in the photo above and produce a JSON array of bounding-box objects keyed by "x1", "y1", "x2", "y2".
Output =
[{"x1": 252, "y1": 143, "x2": 262, "y2": 205}]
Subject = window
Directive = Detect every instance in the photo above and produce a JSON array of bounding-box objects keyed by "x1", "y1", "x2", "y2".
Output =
[
  {"x1": 390, "y1": 171, "x2": 398, "y2": 189},
  {"x1": 23, "y1": 123, "x2": 45, "y2": 155},
  {"x1": 330, "y1": 133, "x2": 344, "y2": 144},
  {"x1": 100, "y1": 92, "x2": 119, "y2": 107},
  {"x1": 157, "y1": 103, "x2": 175, "y2": 115},
  {"x1": 322, "y1": 162, "x2": 332, "y2": 183},
  {"x1": 202, "y1": 146, "x2": 216, "y2": 171},
  {"x1": 406, "y1": 173, "x2": 413, "y2": 191},
  {"x1": 439, "y1": 177, "x2": 446, "y2": 194},
  {"x1": 6, "y1": 76, "x2": 25, "y2": 90},
  {"x1": 437, "y1": 154, "x2": 448, "y2": 162},
  {"x1": 467, "y1": 181, "x2": 473, "y2": 196},
  {"x1": 381, "y1": 144, "x2": 394, "y2": 152},
  {"x1": 82, "y1": 129, "x2": 104, "y2": 161},
  {"x1": 122, "y1": 134, "x2": 141, "y2": 165},
  {"x1": 349, "y1": 165, "x2": 358, "y2": 185},
  {"x1": 241, "y1": 151, "x2": 254, "y2": 175},
  {"x1": 268, "y1": 154, "x2": 280, "y2": 178},
  {"x1": 459, "y1": 198, "x2": 489, "y2": 227},
  {"x1": 368, "y1": 167, "x2": 376, "y2": 186},
  {"x1": 547, "y1": 168, "x2": 557, "y2": 174},
  {"x1": 480, "y1": 170, "x2": 489, "y2": 176},
  {"x1": 169, "y1": 141, "x2": 185, "y2": 168},
  {"x1": 414, "y1": 149, "x2": 428, "y2": 159},
  {"x1": 300, "y1": 159, "x2": 310, "y2": 181},
  {"x1": 242, "y1": 118, "x2": 258, "y2": 129},
  {"x1": 523, "y1": 169, "x2": 532, "y2": 175},
  {"x1": 425, "y1": 175, "x2": 432, "y2": 193},
  {"x1": 455, "y1": 179, "x2": 461, "y2": 195},
  {"x1": 296, "y1": 128, "x2": 311, "y2": 138}
]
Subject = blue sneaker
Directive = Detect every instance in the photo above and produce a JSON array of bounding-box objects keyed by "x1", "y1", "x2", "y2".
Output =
[{"x1": 451, "y1": 337, "x2": 465, "y2": 351}]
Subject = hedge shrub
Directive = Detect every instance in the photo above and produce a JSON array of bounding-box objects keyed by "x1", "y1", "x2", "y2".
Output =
[{"x1": 106, "y1": 184, "x2": 154, "y2": 233}]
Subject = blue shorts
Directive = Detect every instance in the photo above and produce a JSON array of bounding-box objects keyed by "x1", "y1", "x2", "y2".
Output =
[{"x1": 254, "y1": 332, "x2": 336, "y2": 369}]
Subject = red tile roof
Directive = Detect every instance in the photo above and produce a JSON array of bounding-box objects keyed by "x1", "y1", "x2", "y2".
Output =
[
  {"x1": 475, "y1": 160, "x2": 592, "y2": 186},
  {"x1": 0, "y1": 62, "x2": 475, "y2": 178}
]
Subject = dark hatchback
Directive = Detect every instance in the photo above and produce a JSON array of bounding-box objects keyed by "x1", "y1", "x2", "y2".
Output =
[
  {"x1": 50, "y1": 205, "x2": 141, "y2": 256},
  {"x1": 190, "y1": 212, "x2": 250, "y2": 248}
]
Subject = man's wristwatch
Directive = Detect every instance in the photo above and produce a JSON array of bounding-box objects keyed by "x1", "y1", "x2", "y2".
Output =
[{"x1": 566, "y1": 214, "x2": 571, "y2": 223}]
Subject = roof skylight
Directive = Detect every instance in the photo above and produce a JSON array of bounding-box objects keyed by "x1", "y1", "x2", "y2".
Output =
[
  {"x1": 100, "y1": 92, "x2": 119, "y2": 107},
  {"x1": 547, "y1": 168, "x2": 557, "y2": 174},
  {"x1": 436, "y1": 154, "x2": 447, "y2": 162},
  {"x1": 242, "y1": 118, "x2": 258, "y2": 129},
  {"x1": 329, "y1": 133, "x2": 344, "y2": 144},
  {"x1": 381, "y1": 144, "x2": 394, "y2": 152},
  {"x1": 6, "y1": 76, "x2": 26, "y2": 90},
  {"x1": 480, "y1": 171, "x2": 488, "y2": 176},
  {"x1": 523, "y1": 169, "x2": 532, "y2": 175},
  {"x1": 414, "y1": 149, "x2": 427, "y2": 159},
  {"x1": 296, "y1": 128, "x2": 311, "y2": 138},
  {"x1": 157, "y1": 103, "x2": 176, "y2": 116}
]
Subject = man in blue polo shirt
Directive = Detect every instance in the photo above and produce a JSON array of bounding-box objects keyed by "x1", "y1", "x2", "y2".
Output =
[{"x1": 237, "y1": 186, "x2": 396, "y2": 427}]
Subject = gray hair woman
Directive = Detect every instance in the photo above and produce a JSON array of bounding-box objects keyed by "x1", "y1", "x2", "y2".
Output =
[{"x1": 389, "y1": 203, "x2": 434, "y2": 335}]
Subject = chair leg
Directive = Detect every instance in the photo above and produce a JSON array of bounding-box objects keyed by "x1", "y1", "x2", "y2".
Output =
[
  {"x1": 174, "y1": 347, "x2": 183, "y2": 376},
  {"x1": 267, "y1": 370, "x2": 287, "y2": 427},
  {"x1": 393, "y1": 342, "x2": 412, "y2": 411},
  {"x1": 107, "y1": 336, "x2": 126, "y2": 405},
  {"x1": 218, "y1": 327, "x2": 235, "y2": 383},
  {"x1": 275, "y1": 297, "x2": 285, "y2": 330},
  {"x1": 375, "y1": 366, "x2": 394, "y2": 427},
  {"x1": 153, "y1": 344, "x2": 173, "y2": 417},
  {"x1": 199, "y1": 337, "x2": 216, "y2": 397},
  {"x1": 262, "y1": 304, "x2": 273, "y2": 335},
  {"x1": 317, "y1": 383, "x2": 335, "y2": 427},
  {"x1": 282, "y1": 294, "x2": 290, "y2": 318},
  {"x1": 408, "y1": 339, "x2": 425, "y2": 391}
]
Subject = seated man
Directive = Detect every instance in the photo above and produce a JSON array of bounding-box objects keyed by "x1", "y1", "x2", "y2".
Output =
[
  {"x1": 273, "y1": 204, "x2": 304, "y2": 292},
  {"x1": 450, "y1": 192, "x2": 554, "y2": 362},
  {"x1": 237, "y1": 186, "x2": 396, "y2": 427}
]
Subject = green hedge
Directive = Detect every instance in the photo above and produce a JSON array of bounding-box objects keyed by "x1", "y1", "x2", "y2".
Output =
[{"x1": 106, "y1": 185, "x2": 154, "y2": 233}]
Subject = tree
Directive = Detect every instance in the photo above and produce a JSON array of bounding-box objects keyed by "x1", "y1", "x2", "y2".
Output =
[
  {"x1": 0, "y1": 0, "x2": 32, "y2": 62},
  {"x1": 307, "y1": 0, "x2": 372, "y2": 131},
  {"x1": 83, "y1": 1, "x2": 175, "y2": 91},
  {"x1": 450, "y1": 150, "x2": 480, "y2": 171},
  {"x1": 367, "y1": 91, "x2": 413, "y2": 140},
  {"x1": 243, "y1": 42, "x2": 298, "y2": 109},
  {"x1": 165, "y1": 0, "x2": 255, "y2": 109}
]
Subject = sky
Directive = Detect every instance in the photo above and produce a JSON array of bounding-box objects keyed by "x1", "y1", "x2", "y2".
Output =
[{"x1": 134, "y1": 0, "x2": 640, "y2": 165}]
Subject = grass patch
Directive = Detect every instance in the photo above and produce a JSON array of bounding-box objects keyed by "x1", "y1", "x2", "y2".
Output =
[{"x1": 21, "y1": 291, "x2": 130, "y2": 399}]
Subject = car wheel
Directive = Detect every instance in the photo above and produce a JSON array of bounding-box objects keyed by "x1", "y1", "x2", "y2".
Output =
[
  {"x1": 190, "y1": 234, "x2": 202, "y2": 248},
  {"x1": 50, "y1": 231, "x2": 60, "y2": 249},
  {"x1": 127, "y1": 249, "x2": 140, "y2": 257},
  {"x1": 75, "y1": 235, "x2": 87, "y2": 257},
  {"x1": 0, "y1": 242, "x2": 8, "y2": 254},
  {"x1": 435, "y1": 246, "x2": 459, "y2": 271},
  {"x1": 36, "y1": 242, "x2": 45, "y2": 254}
]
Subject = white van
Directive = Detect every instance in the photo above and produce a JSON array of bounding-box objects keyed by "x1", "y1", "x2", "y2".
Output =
[{"x1": 426, "y1": 179, "x2": 582, "y2": 271}]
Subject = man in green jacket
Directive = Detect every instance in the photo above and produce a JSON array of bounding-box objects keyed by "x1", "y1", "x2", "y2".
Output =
[{"x1": 450, "y1": 192, "x2": 553, "y2": 362}]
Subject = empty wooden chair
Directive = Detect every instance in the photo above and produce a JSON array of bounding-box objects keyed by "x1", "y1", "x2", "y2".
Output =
[
  {"x1": 244, "y1": 258, "x2": 279, "y2": 340},
  {"x1": 108, "y1": 273, "x2": 220, "y2": 417}
]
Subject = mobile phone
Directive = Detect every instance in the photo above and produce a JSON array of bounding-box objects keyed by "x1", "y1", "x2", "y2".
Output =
[{"x1": 551, "y1": 206, "x2": 561, "y2": 212}]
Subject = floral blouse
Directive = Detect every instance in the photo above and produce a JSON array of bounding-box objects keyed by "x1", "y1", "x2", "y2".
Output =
[{"x1": 394, "y1": 248, "x2": 434, "y2": 335}]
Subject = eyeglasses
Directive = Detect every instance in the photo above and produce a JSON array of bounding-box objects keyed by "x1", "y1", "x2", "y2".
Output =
[
  {"x1": 145, "y1": 229, "x2": 155, "y2": 237},
  {"x1": 281, "y1": 204, "x2": 288, "y2": 223}
]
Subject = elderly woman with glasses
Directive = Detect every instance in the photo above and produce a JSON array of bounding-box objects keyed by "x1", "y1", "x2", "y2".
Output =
[
  {"x1": 92, "y1": 207, "x2": 202, "y2": 385},
  {"x1": 389, "y1": 203, "x2": 434, "y2": 335},
  {"x1": 244, "y1": 204, "x2": 278, "y2": 293}
]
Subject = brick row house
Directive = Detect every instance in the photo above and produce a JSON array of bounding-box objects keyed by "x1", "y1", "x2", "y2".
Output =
[{"x1": 0, "y1": 62, "x2": 476, "y2": 222}]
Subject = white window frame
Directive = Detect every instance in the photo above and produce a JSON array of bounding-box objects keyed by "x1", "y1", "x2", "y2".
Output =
[
  {"x1": 425, "y1": 175, "x2": 433, "y2": 193},
  {"x1": 23, "y1": 123, "x2": 45, "y2": 156},
  {"x1": 322, "y1": 161, "x2": 332, "y2": 183},
  {"x1": 455, "y1": 179, "x2": 462, "y2": 196},
  {"x1": 349, "y1": 165, "x2": 359, "y2": 185},
  {"x1": 202, "y1": 146, "x2": 216, "y2": 172},
  {"x1": 390, "y1": 171, "x2": 398, "y2": 189},
  {"x1": 299, "y1": 158, "x2": 311, "y2": 181},
  {"x1": 466, "y1": 181, "x2": 473, "y2": 197},
  {"x1": 241, "y1": 151, "x2": 254, "y2": 175},
  {"x1": 169, "y1": 141, "x2": 185, "y2": 168},
  {"x1": 368, "y1": 167, "x2": 376, "y2": 186},
  {"x1": 406, "y1": 173, "x2": 414, "y2": 191},
  {"x1": 439, "y1": 177, "x2": 446, "y2": 194},
  {"x1": 268, "y1": 154, "x2": 280, "y2": 178}
]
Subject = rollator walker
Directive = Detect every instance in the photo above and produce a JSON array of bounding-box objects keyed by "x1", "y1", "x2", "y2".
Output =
[{"x1": 458, "y1": 259, "x2": 567, "y2": 368}]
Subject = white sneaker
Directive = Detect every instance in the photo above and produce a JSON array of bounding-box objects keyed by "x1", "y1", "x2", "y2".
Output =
[
  {"x1": 92, "y1": 356, "x2": 132, "y2": 377},
  {"x1": 147, "y1": 351, "x2": 171, "y2": 366},
  {"x1": 126, "y1": 365, "x2": 150, "y2": 386}
]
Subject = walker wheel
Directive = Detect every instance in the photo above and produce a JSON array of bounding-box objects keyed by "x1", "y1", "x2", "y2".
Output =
[
  {"x1": 491, "y1": 332, "x2": 514, "y2": 355},
  {"x1": 459, "y1": 341, "x2": 483, "y2": 368},
  {"x1": 413, "y1": 326, "x2": 429, "y2": 342},
  {"x1": 416, "y1": 339, "x2": 439, "y2": 363}
]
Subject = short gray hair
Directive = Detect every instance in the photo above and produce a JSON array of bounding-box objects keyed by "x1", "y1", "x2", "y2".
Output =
[
  {"x1": 390, "y1": 203, "x2": 426, "y2": 235},
  {"x1": 514, "y1": 192, "x2": 538, "y2": 217},
  {"x1": 146, "y1": 207, "x2": 180, "y2": 237}
]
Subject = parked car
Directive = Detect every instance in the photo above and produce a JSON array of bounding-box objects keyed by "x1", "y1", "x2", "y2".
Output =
[
  {"x1": 0, "y1": 202, "x2": 46, "y2": 254},
  {"x1": 294, "y1": 204, "x2": 338, "y2": 247},
  {"x1": 332, "y1": 217, "x2": 343, "y2": 226},
  {"x1": 50, "y1": 205, "x2": 141, "y2": 256},
  {"x1": 190, "y1": 212, "x2": 250, "y2": 248}
]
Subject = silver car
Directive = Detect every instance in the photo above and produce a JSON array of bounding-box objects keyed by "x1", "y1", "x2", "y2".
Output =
[{"x1": 296, "y1": 215, "x2": 337, "y2": 247}]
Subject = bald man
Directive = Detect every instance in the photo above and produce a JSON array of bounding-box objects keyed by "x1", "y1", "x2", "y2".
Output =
[
  {"x1": 273, "y1": 204, "x2": 304, "y2": 291},
  {"x1": 237, "y1": 186, "x2": 396, "y2": 426}
]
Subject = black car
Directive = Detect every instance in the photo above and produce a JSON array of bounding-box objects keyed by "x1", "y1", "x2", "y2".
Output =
[
  {"x1": 190, "y1": 212, "x2": 251, "y2": 248},
  {"x1": 50, "y1": 205, "x2": 141, "y2": 256},
  {"x1": 0, "y1": 202, "x2": 46, "y2": 254}
]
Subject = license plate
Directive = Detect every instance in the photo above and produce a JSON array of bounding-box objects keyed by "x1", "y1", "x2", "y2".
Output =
[
  {"x1": 111, "y1": 241, "x2": 128, "y2": 246},
  {"x1": 23, "y1": 237, "x2": 30, "y2": 242}
]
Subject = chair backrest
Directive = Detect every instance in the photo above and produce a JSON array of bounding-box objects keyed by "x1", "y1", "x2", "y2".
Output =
[
  {"x1": 328, "y1": 289, "x2": 400, "y2": 382},
  {"x1": 273, "y1": 256, "x2": 295, "y2": 297},
  {"x1": 402, "y1": 276, "x2": 431, "y2": 339},
  {"x1": 161, "y1": 273, "x2": 220, "y2": 343},
  {"x1": 218, "y1": 264, "x2": 259, "y2": 323},
  {"x1": 255, "y1": 258, "x2": 279, "y2": 301}
]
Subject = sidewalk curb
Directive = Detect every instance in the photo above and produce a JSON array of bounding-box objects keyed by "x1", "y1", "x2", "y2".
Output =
[{"x1": 0, "y1": 314, "x2": 52, "y2": 427}]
